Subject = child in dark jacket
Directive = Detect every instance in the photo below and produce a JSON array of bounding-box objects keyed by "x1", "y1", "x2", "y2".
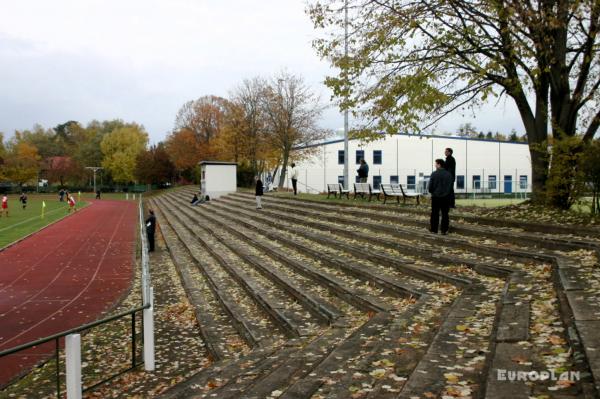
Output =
[{"x1": 255, "y1": 176, "x2": 264, "y2": 209}]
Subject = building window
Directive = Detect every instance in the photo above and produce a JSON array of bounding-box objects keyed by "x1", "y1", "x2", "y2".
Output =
[
  {"x1": 373, "y1": 150, "x2": 382, "y2": 165},
  {"x1": 390, "y1": 175, "x2": 399, "y2": 184},
  {"x1": 356, "y1": 150, "x2": 365, "y2": 164},
  {"x1": 407, "y1": 175, "x2": 416, "y2": 190},
  {"x1": 338, "y1": 176, "x2": 344, "y2": 186},
  {"x1": 520, "y1": 175, "x2": 528, "y2": 190},
  {"x1": 488, "y1": 175, "x2": 497, "y2": 190},
  {"x1": 456, "y1": 175, "x2": 465, "y2": 189},
  {"x1": 473, "y1": 175, "x2": 481, "y2": 190},
  {"x1": 373, "y1": 176, "x2": 381, "y2": 189},
  {"x1": 338, "y1": 150, "x2": 345, "y2": 165}
]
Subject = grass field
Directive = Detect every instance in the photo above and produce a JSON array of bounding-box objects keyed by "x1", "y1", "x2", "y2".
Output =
[{"x1": 0, "y1": 195, "x2": 89, "y2": 249}]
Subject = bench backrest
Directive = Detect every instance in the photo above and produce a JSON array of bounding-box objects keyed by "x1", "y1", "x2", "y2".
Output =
[
  {"x1": 354, "y1": 183, "x2": 371, "y2": 193},
  {"x1": 381, "y1": 184, "x2": 402, "y2": 195},
  {"x1": 327, "y1": 183, "x2": 340, "y2": 192}
]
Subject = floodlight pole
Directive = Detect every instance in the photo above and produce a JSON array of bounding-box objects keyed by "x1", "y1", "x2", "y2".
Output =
[
  {"x1": 343, "y1": 0, "x2": 350, "y2": 189},
  {"x1": 85, "y1": 167, "x2": 103, "y2": 194}
]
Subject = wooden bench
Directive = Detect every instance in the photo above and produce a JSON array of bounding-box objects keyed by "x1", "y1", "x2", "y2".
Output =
[
  {"x1": 380, "y1": 184, "x2": 402, "y2": 204},
  {"x1": 353, "y1": 183, "x2": 380, "y2": 201},
  {"x1": 327, "y1": 183, "x2": 350, "y2": 199},
  {"x1": 398, "y1": 184, "x2": 421, "y2": 204}
]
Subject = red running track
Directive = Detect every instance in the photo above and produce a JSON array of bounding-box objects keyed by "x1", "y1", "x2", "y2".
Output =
[{"x1": 0, "y1": 200, "x2": 137, "y2": 387}]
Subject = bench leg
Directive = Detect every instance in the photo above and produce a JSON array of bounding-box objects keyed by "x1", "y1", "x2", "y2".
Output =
[
  {"x1": 345, "y1": 192, "x2": 349, "y2": 199},
  {"x1": 396, "y1": 196, "x2": 400, "y2": 204},
  {"x1": 327, "y1": 192, "x2": 331, "y2": 199},
  {"x1": 417, "y1": 196, "x2": 420, "y2": 205}
]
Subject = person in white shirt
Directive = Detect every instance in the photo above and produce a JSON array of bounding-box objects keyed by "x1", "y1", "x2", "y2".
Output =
[{"x1": 290, "y1": 163, "x2": 299, "y2": 195}]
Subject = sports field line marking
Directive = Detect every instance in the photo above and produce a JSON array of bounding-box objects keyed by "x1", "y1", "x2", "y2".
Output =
[
  {"x1": 0, "y1": 207, "x2": 65, "y2": 234},
  {"x1": 0, "y1": 202, "x2": 133, "y2": 348},
  {"x1": 0, "y1": 204, "x2": 92, "y2": 292}
]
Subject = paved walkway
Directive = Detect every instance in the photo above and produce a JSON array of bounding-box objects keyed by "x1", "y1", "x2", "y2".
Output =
[{"x1": 0, "y1": 200, "x2": 137, "y2": 387}]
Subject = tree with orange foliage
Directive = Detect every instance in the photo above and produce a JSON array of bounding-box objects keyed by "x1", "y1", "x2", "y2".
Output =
[
  {"x1": 45, "y1": 156, "x2": 83, "y2": 186},
  {"x1": 164, "y1": 128, "x2": 203, "y2": 181},
  {"x1": 3, "y1": 141, "x2": 41, "y2": 187},
  {"x1": 174, "y1": 95, "x2": 228, "y2": 146}
]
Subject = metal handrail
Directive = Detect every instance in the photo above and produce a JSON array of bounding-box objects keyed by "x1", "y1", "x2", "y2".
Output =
[
  {"x1": 0, "y1": 305, "x2": 149, "y2": 358},
  {"x1": 0, "y1": 193, "x2": 154, "y2": 397}
]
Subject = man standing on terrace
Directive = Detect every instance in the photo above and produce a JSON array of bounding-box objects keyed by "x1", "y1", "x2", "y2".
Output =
[
  {"x1": 428, "y1": 159, "x2": 454, "y2": 235},
  {"x1": 357, "y1": 159, "x2": 369, "y2": 183},
  {"x1": 444, "y1": 148, "x2": 456, "y2": 208}
]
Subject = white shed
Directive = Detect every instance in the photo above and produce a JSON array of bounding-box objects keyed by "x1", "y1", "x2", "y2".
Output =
[{"x1": 199, "y1": 161, "x2": 237, "y2": 199}]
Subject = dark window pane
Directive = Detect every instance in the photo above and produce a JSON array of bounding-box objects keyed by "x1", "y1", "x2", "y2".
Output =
[
  {"x1": 373, "y1": 176, "x2": 381, "y2": 189},
  {"x1": 373, "y1": 150, "x2": 382, "y2": 165},
  {"x1": 356, "y1": 150, "x2": 365, "y2": 164}
]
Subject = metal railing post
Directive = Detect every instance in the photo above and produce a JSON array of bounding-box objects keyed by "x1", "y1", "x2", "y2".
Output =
[
  {"x1": 143, "y1": 287, "x2": 155, "y2": 371},
  {"x1": 65, "y1": 334, "x2": 82, "y2": 399},
  {"x1": 56, "y1": 337, "x2": 61, "y2": 398}
]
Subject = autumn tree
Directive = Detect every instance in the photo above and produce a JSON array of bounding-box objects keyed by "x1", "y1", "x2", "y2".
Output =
[
  {"x1": 261, "y1": 71, "x2": 328, "y2": 187},
  {"x1": 164, "y1": 128, "x2": 203, "y2": 181},
  {"x1": 309, "y1": 0, "x2": 600, "y2": 207},
  {"x1": 100, "y1": 125, "x2": 148, "y2": 184},
  {"x1": 174, "y1": 95, "x2": 228, "y2": 157},
  {"x1": 135, "y1": 144, "x2": 176, "y2": 185},
  {"x1": 45, "y1": 156, "x2": 82, "y2": 186},
  {"x1": 3, "y1": 141, "x2": 41, "y2": 187},
  {"x1": 230, "y1": 78, "x2": 269, "y2": 174}
]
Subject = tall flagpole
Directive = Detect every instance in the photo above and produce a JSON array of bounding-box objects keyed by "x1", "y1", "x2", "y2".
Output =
[{"x1": 343, "y1": 0, "x2": 349, "y2": 189}]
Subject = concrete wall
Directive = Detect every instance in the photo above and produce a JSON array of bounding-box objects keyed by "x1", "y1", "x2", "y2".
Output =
[{"x1": 201, "y1": 164, "x2": 237, "y2": 199}]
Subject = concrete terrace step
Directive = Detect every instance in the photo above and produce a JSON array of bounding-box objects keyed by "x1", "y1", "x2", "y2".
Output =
[
  {"x1": 164, "y1": 194, "x2": 390, "y2": 314},
  {"x1": 154, "y1": 196, "x2": 312, "y2": 339},
  {"x1": 193, "y1": 198, "x2": 426, "y2": 300},
  {"x1": 218, "y1": 197, "x2": 473, "y2": 287},
  {"x1": 161, "y1": 195, "x2": 343, "y2": 326},
  {"x1": 235, "y1": 192, "x2": 599, "y2": 252},
  {"x1": 151, "y1": 205, "x2": 245, "y2": 361},
  {"x1": 155, "y1": 188, "x2": 600, "y2": 398},
  {"x1": 235, "y1": 191, "x2": 600, "y2": 238},
  {"x1": 220, "y1": 195, "x2": 506, "y2": 280},
  {"x1": 150, "y1": 198, "x2": 281, "y2": 347}
]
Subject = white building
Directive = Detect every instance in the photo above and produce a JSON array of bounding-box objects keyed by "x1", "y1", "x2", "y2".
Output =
[
  {"x1": 199, "y1": 161, "x2": 237, "y2": 199},
  {"x1": 285, "y1": 133, "x2": 532, "y2": 195}
]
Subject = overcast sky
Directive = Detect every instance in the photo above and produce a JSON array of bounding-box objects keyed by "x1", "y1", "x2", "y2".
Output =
[{"x1": 0, "y1": 0, "x2": 524, "y2": 144}]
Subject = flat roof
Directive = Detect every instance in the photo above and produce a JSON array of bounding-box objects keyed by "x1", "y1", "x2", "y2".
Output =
[
  {"x1": 295, "y1": 132, "x2": 529, "y2": 150},
  {"x1": 199, "y1": 161, "x2": 237, "y2": 165}
]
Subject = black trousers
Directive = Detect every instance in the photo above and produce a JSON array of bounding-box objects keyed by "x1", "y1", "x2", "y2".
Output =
[
  {"x1": 147, "y1": 229, "x2": 155, "y2": 251},
  {"x1": 430, "y1": 196, "x2": 450, "y2": 233},
  {"x1": 292, "y1": 179, "x2": 298, "y2": 195}
]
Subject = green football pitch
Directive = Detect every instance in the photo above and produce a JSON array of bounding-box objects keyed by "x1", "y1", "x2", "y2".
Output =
[{"x1": 0, "y1": 194, "x2": 89, "y2": 249}]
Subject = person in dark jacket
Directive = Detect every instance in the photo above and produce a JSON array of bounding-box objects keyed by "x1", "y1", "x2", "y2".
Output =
[
  {"x1": 357, "y1": 159, "x2": 369, "y2": 183},
  {"x1": 255, "y1": 176, "x2": 264, "y2": 209},
  {"x1": 145, "y1": 209, "x2": 156, "y2": 252},
  {"x1": 428, "y1": 159, "x2": 454, "y2": 234},
  {"x1": 191, "y1": 193, "x2": 199, "y2": 206},
  {"x1": 444, "y1": 148, "x2": 456, "y2": 208}
]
